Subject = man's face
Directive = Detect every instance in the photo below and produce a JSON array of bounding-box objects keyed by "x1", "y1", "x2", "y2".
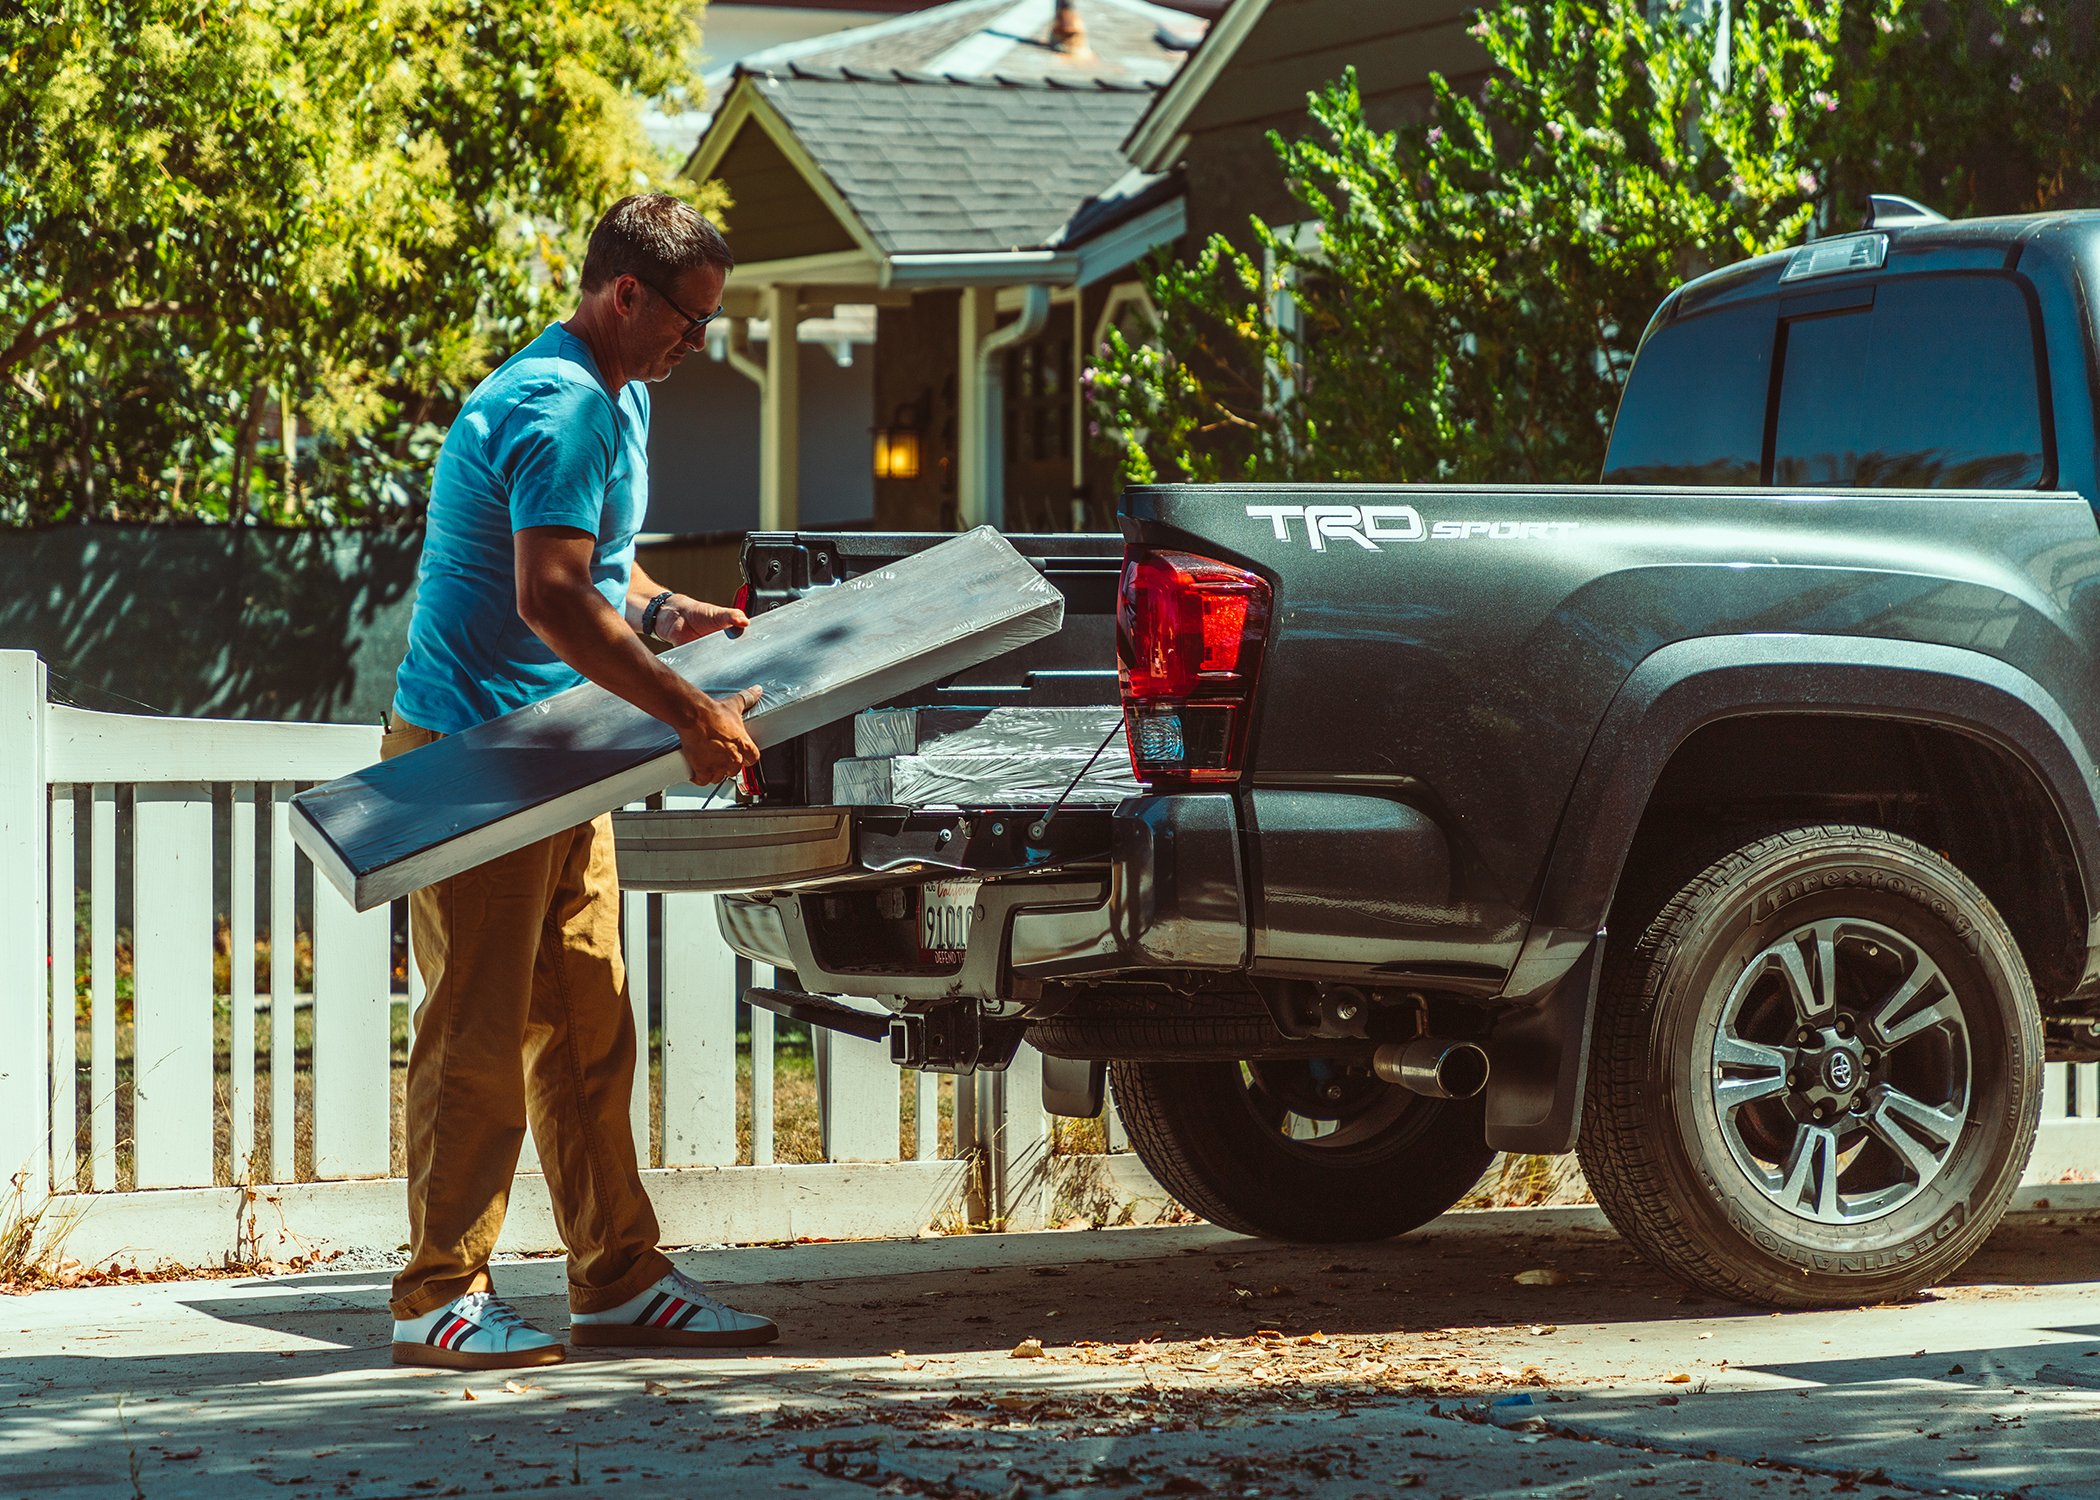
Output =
[{"x1": 628, "y1": 264, "x2": 727, "y2": 383}]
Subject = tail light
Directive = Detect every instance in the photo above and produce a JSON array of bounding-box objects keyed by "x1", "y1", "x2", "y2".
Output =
[
  {"x1": 732, "y1": 584, "x2": 764, "y2": 800},
  {"x1": 1117, "y1": 548, "x2": 1271, "y2": 784}
]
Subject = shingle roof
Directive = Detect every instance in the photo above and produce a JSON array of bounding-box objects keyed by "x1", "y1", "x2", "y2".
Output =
[
  {"x1": 743, "y1": 0, "x2": 1206, "y2": 87},
  {"x1": 737, "y1": 65, "x2": 1162, "y2": 256}
]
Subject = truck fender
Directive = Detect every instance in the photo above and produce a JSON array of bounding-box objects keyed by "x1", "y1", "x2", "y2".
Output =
[{"x1": 1485, "y1": 634, "x2": 2100, "y2": 1155}]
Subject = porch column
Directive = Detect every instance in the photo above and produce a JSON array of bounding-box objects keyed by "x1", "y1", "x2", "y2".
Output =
[
  {"x1": 761, "y1": 284, "x2": 801, "y2": 531},
  {"x1": 956, "y1": 286, "x2": 996, "y2": 529}
]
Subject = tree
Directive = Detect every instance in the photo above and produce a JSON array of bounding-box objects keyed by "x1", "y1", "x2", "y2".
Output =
[
  {"x1": 1, "y1": 0, "x2": 720, "y2": 525},
  {"x1": 1089, "y1": 0, "x2": 2100, "y2": 489}
]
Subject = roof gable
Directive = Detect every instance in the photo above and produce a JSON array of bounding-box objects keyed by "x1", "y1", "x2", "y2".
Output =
[
  {"x1": 690, "y1": 67, "x2": 1162, "y2": 264},
  {"x1": 1123, "y1": 0, "x2": 1486, "y2": 171}
]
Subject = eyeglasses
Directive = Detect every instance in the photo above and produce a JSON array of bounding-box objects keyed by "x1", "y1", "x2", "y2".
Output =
[{"x1": 637, "y1": 277, "x2": 723, "y2": 342}]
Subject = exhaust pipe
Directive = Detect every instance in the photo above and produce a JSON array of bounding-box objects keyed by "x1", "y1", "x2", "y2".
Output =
[{"x1": 1374, "y1": 1038, "x2": 1490, "y2": 1099}]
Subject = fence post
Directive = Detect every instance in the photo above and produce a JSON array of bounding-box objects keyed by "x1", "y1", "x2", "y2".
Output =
[{"x1": 0, "y1": 653, "x2": 49, "y2": 1203}]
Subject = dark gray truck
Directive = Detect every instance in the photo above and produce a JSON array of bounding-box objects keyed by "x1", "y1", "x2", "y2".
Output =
[{"x1": 634, "y1": 205, "x2": 2100, "y2": 1307}]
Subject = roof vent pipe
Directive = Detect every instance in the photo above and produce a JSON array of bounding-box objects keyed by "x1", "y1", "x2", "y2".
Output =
[{"x1": 1052, "y1": 0, "x2": 1094, "y2": 60}]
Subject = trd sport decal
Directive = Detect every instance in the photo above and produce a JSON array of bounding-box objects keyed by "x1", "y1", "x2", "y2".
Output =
[{"x1": 1246, "y1": 504, "x2": 1581, "y2": 551}]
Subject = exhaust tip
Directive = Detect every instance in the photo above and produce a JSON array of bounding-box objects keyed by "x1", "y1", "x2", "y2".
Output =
[{"x1": 1374, "y1": 1039, "x2": 1490, "y2": 1099}]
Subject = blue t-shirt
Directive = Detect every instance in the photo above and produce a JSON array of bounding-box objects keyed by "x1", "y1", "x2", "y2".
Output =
[{"x1": 394, "y1": 324, "x2": 651, "y2": 733}]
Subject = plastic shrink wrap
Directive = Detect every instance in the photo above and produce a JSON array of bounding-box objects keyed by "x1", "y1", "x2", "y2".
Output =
[
  {"x1": 853, "y1": 704, "x2": 1126, "y2": 759},
  {"x1": 290, "y1": 527, "x2": 1065, "y2": 910},
  {"x1": 832, "y1": 743, "x2": 1137, "y2": 807}
]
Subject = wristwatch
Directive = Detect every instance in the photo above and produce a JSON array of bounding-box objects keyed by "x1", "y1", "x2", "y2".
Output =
[{"x1": 641, "y1": 590, "x2": 675, "y2": 642}]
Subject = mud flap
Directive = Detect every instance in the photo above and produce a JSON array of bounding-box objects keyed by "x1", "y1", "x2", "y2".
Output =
[
  {"x1": 1041, "y1": 1057, "x2": 1107, "y2": 1119},
  {"x1": 1484, "y1": 933, "x2": 1603, "y2": 1154}
]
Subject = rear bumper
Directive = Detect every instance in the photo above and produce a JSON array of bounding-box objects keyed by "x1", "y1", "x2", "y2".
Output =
[{"x1": 709, "y1": 793, "x2": 1250, "y2": 1002}]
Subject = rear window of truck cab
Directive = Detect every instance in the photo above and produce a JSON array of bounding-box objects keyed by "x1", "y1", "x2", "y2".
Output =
[{"x1": 1603, "y1": 272, "x2": 2049, "y2": 490}]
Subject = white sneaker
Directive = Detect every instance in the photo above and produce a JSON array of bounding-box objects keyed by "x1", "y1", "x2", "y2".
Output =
[
  {"x1": 392, "y1": 1290, "x2": 563, "y2": 1370},
  {"x1": 569, "y1": 1267, "x2": 778, "y2": 1349}
]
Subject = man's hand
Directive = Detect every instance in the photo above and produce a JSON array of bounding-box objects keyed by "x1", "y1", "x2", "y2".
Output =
[
  {"x1": 655, "y1": 595, "x2": 749, "y2": 645},
  {"x1": 677, "y1": 685, "x2": 764, "y2": 785}
]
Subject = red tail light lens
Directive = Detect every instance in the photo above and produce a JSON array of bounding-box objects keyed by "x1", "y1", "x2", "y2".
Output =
[{"x1": 1118, "y1": 549, "x2": 1271, "y2": 784}]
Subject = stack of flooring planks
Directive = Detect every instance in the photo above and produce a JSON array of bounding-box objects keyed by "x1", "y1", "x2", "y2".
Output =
[{"x1": 831, "y1": 703, "x2": 1137, "y2": 808}]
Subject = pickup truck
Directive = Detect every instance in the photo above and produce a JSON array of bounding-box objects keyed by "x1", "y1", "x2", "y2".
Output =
[{"x1": 631, "y1": 202, "x2": 2100, "y2": 1308}]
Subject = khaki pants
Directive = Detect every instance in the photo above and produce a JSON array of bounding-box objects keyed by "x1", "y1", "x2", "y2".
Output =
[{"x1": 384, "y1": 714, "x2": 669, "y2": 1321}]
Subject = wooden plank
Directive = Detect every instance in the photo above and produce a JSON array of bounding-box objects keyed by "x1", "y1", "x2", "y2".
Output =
[
  {"x1": 44, "y1": 705, "x2": 378, "y2": 785},
  {"x1": 621, "y1": 884, "x2": 652, "y2": 1167},
  {"x1": 49, "y1": 1159, "x2": 990, "y2": 1269},
  {"x1": 49, "y1": 786, "x2": 75, "y2": 1192},
  {"x1": 824, "y1": 1029, "x2": 901, "y2": 1164},
  {"x1": 310, "y1": 876, "x2": 392, "y2": 1179},
  {"x1": 749, "y1": 961, "x2": 775, "y2": 1167},
  {"x1": 998, "y1": 1045, "x2": 1051, "y2": 1230},
  {"x1": 268, "y1": 784, "x2": 297, "y2": 1183},
  {"x1": 0, "y1": 654, "x2": 46, "y2": 1201},
  {"x1": 90, "y1": 785, "x2": 116, "y2": 1190},
  {"x1": 291, "y1": 527, "x2": 1065, "y2": 911},
  {"x1": 661, "y1": 891, "x2": 738, "y2": 1166},
  {"x1": 131, "y1": 783, "x2": 215, "y2": 1189},
  {"x1": 914, "y1": 1072, "x2": 937, "y2": 1162},
  {"x1": 229, "y1": 785, "x2": 257, "y2": 1180}
]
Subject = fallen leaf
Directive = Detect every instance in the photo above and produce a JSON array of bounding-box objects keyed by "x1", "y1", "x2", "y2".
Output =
[
  {"x1": 1515, "y1": 1269, "x2": 1571, "y2": 1286},
  {"x1": 500, "y1": 1380, "x2": 537, "y2": 1395},
  {"x1": 1949, "y1": 1451, "x2": 1982, "y2": 1462},
  {"x1": 1029, "y1": 1266, "x2": 1069, "y2": 1278},
  {"x1": 1529, "y1": 1325, "x2": 1558, "y2": 1335},
  {"x1": 1800, "y1": 1434, "x2": 1837, "y2": 1443},
  {"x1": 1657, "y1": 1395, "x2": 1680, "y2": 1406},
  {"x1": 461, "y1": 1388, "x2": 478, "y2": 1401},
  {"x1": 162, "y1": 1448, "x2": 203, "y2": 1461},
  {"x1": 1393, "y1": 1476, "x2": 1424, "y2": 1489},
  {"x1": 1011, "y1": 1339, "x2": 1045, "y2": 1360},
  {"x1": 1296, "y1": 1332, "x2": 1328, "y2": 1345},
  {"x1": 1663, "y1": 1372, "x2": 1691, "y2": 1384},
  {"x1": 393, "y1": 1425, "x2": 428, "y2": 1432}
]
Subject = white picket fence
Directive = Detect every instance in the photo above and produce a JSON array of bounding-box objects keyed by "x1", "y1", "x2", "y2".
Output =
[
  {"x1": 0, "y1": 651, "x2": 1156, "y2": 1271},
  {"x1": 4, "y1": 647, "x2": 2096, "y2": 1272}
]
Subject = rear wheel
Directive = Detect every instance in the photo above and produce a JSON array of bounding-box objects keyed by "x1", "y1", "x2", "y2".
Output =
[
  {"x1": 1579, "y1": 824, "x2": 2041, "y2": 1307},
  {"x1": 1111, "y1": 1056, "x2": 1495, "y2": 1242}
]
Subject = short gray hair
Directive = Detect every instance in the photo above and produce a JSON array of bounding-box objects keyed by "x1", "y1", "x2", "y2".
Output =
[{"x1": 580, "y1": 194, "x2": 734, "y2": 293}]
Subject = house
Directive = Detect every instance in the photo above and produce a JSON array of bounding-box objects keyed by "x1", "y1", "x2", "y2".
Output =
[
  {"x1": 1122, "y1": 0, "x2": 1487, "y2": 252},
  {"x1": 642, "y1": 0, "x2": 1210, "y2": 549}
]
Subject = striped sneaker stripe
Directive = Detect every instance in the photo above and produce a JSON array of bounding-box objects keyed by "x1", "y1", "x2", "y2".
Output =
[
  {"x1": 650, "y1": 1297, "x2": 687, "y2": 1328},
  {"x1": 431, "y1": 1314, "x2": 473, "y2": 1349},
  {"x1": 671, "y1": 1302, "x2": 705, "y2": 1330},
  {"x1": 636, "y1": 1292, "x2": 670, "y2": 1327}
]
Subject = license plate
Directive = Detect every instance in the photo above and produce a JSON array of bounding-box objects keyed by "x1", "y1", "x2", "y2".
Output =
[{"x1": 918, "y1": 880, "x2": 980, "y2": 962}]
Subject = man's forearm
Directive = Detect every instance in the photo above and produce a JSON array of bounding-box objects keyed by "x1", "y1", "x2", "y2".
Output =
[{"x1": 525, "y1": 583, "x2": 707, "y2": 731}]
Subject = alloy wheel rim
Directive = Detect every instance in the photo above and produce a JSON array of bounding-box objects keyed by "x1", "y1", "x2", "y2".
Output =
[{"x1": 1706, "y1": 917, "x2": 1972, "y2": 1225}]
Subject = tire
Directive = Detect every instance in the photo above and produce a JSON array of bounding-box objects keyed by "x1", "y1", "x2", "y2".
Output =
[
  {"x1": 1578, "y1": 823, "x2": 2041, "y2": 1308},
  {"x1": 1111, "y1": 1056, "x2": 1497, "y2": 1242}
]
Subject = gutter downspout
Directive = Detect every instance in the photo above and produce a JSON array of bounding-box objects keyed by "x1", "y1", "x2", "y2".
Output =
[
  {"x1": 723, "y1": 317, "x2": 767, "y2": 394},
  {"x1": 970, "y1": 284, "x2": 1051, "y2": 530}
]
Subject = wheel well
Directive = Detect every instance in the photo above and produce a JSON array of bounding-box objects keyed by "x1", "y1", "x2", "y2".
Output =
[{"x1": 1615, "y1": 715, "x2": 2087, "y2": 1002}]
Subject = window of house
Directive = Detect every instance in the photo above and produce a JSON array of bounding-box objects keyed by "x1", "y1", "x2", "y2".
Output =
[
  {"x1": 1005, "y1": 336, "x2": 1073, "y2": 468},
  {"x1": 1771, "y1": 276, "x2": 2047, "y2": 489},
  {"x1": 1602, "y1": 301, "x2": 1776, "y2": 485}
]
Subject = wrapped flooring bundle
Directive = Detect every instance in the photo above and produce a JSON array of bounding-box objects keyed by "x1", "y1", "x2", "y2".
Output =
[
  {"x1": 291, "y1": 527, "x2": 1065, "y2": 911},
  {"x1": 831, "y1": 747, "x2": 1137, "y2": 807},
  {"x1": 835, "y1": 703, "x2": 1136, "y2": 808}
]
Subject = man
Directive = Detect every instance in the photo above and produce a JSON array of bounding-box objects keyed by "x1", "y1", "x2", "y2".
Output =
[{"x1": 382, "y1": 193, "x2": 776, "y2": 1371}]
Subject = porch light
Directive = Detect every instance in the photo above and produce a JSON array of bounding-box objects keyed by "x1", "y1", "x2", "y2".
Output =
[{"x1": 872, "y1": 425, "x2": 922, "y2": 481}]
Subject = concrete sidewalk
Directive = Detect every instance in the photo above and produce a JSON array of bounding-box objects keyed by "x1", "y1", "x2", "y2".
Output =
[{"x1": 5, "y1": 1204, "x2": 2098, "y2": 1500}]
